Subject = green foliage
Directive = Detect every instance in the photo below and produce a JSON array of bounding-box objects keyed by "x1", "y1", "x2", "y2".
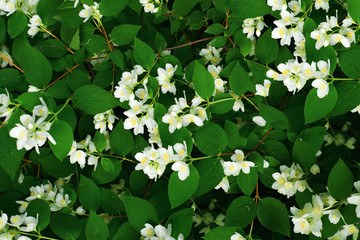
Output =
[
  {"x1": 327, "y1": 159, "x2": 354, "y2": 200},
  {"x1": 257, "y1": 197, "x2": 290, "y2": 237},
  {"x1": 193, "y1": 61, "x2": 215, "y2": 100},
  {"x1": 0, "y1": 1, "x2": 360, "y2": 239},
  {"x1": 72, "y1": 85, "x2": 119, "y2": 114},
  {"x1": 168, "y1": 165, "x2": 199, "y2": 208}
]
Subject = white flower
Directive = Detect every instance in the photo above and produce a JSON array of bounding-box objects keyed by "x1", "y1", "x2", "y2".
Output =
[
  {"x1": 310, "y1": 164, "x2": 320, "y2": 175},
  {"x1": 79, "y1": 4, "x2": 92, "y2": 22},
  {"x1": 29, "y1": 15, "x2": 42, "y2": 26},
  {"x1": 19, "y1": 215, "x2": 38, "y2": 232},
  {"x1": 351, "y1": 104, "x2": 360, "y2": 114},
  {"x1": 9, "y1": 213, "x2": 27, "y2": 227},
  {"x1": 238, "y1": 161, "x2": 255, "y2": 174},
  {"x1": 326, "y1": 210, "x2": 341, "y2": 224},
  {"x1": 311, "y1": 79, "x2": 329, "y2": 98},
  {"x1": 70, "y1": 150, "x2": 87, "y2": 168},
  {"x1": 267, "y1": 0, "x2": 285, "y2": 11},
  {"x1": 9, "y1": 124, "x2": 29, "y2": 150},
  {"x1": 231, "y1": 232, "x2": 246, "y2": 240},
  {"x1": 215, "y1": 177, "x2": 230, "y2": 192},
  {"x1": 0, "y1": 213, "x2": 7, "y2": 230},
  {"x1": 16, "y1": 201, "x2": 29, "y2": 213},
  {"x1": 253, "y1": 116, "x2": 266, "y2": 127},
  {"x1": 162, "y1": 113, "x2": 180, "y2": 133},
  {"x1": 255, "y1": 79, "x2": 271, "y2": 97},
  {"x1": 50, "y1": 193, "x2": 71, "y2": 211},
  {"x1": 315, "y1": 60, "x2": 330, "y2": 78},
  {"x1": 292, "y1": 218, "x2": 311, "y2": 235},
  {"x1": 222, "y1": 161, "x2": 240, "y2": 176},
  {"x1": 171, "y1": 161, "x2": 190, "y2": 180},
  {"x1": 347, "y1": 194, "x2": 360, "y2": 218},
  {"x1": 231, "y1": 149, "x2": 244, "y2": 162},
  {"x1": 182, "y1": 114, "x2": 203, "y2": 127},
  {"x1": 141, "y1": 223, "x2": 155, "y2": 238},
  {"x1": 314, "y1": 0, "x2": 329, "y2": 12},
  {"x1": 330, "y1": 33, "x2": 350, "y2": 48},
  {"x1": 342, "y1": 224, "x2": 359, "y2": 240}
]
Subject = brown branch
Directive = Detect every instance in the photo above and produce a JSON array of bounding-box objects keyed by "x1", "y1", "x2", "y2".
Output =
[
  {"x1": 0, "y1": 54, "x2": 24, "y2": 73},
  {"x1": 143, "y1": 179, "x2": 153, "y2": 199},
  {"x1": 163, "y1": 37, "x2": 215, "y2": 51},
  {"x1": 45, "y1": 29, "x2": 74, "y2": 55},
  {"x1": 45, "y1": 64, "x2": 80, "y2": 90}
]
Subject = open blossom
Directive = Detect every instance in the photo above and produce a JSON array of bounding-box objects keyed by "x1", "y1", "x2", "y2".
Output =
[
  {"x1": 311, "y1": 79, "x2": 329, "y2": 98},
  {"x1": 9, "y1": 98, "x2": 56, "y2": 154},
  {"x1": 314, "y1": 0, "x2": 329, "y2": 12},
  {"x1": 199, "y1": 45, "x2": 222, "y2": 65},
  {"x1": 79, "y1": 3, "x2": 102, "y2": 22},
  {"x1": 255, "y1": 79, "x2": 271, "y2": 97},
  {"x1": 171, "y1": 161, "x2": 190, "y2": 180},
  {"x1": 215, "y1": 177, "x2": 230, "y2": 192}
]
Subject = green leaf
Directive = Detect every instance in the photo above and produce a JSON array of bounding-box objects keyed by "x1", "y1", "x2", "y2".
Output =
[
  {"x1": 292, "y1": 127, "x2": 326, "y2": 171},
  {"x1": 264, "y1": 140, "x2": 291, "y2": 164},
  {"x1": 69, "y1": 28, "x2": 80, "y2": 50},
  {"x1": 39, "y1": 153, "x2": 74, "y2": 179},
  {"x1": 121, "y1": 195, "x2": 159, "y2": 231},
  {"x1": 327, "y1": 159, "x2": 354, "y2": 200},
  {"x1": 94, "y1": 131, "x2": 107, "y2": 152},
  {"x1": 205, "y1": 23, "x2": 224, "y2": 35},
  {"x1": 224, "y1": 120, "x2": 241, "y2": 150},
  {"x1": 304, "y1": 84, "x2": 337, "y2": 124},
  {"x1": 329, "y1": 81, "x2": 360, "y2": 117},
  {"x1": 50, "y1": 213, "x2": 82, "y2": 240},
  {"x1": 259, "y1": 104, "x2": 289, "y2": 130},
  {"x1": 172, "y1": 0, "x2": 200, "y2": 16},
  {"x1": 72, "y1": 85, "x2": 119, "y2": 114},
  {"x1": 348, "y1": 0, "x2": 360, "y2": 24},
  {"x1": 210, "y1": 93, "x2": 235, "y2": 114},
  {"x1": 99, "y1": 0, "x2": 128, "y2": 16},
  {"x1": 255, "y1": 28, "x2": 279, "y2": 64},
  {"x1": 86, "y1": 211, "x2": 109, "y2": 240},
  {"x1": 27, "y1": 199, "x2": 51, "y2": 231},
  {"x1": 228, "y1": 0, "x2": 270, "y2": 18},
  {"x1": 229, "y1": 62, "x2": 254, "y2": 95},
  {"x1": 110, "y1": 24, "x2": 141, "y2": 46},
  {"x1": 168, "y1": 165, "x2": 199, "y2": 208},
  {"x1": 36, "y1": 39, "x2": 67, "y2": 58},
  {"x1": 49, "y1": 120, "x2": 74, "y2": 161},
  {"x1": 193, "y1": 158, "x2": 224, "y2": 197},
  {"x1": 110, "y1": 119, "x2": 134, "y2": 156},
  {"x1": 23, "y1": 46, "x2": 53, "y2": 88},
  {"x1": 101, "y1": 157, "x2": 114, "y2": 173},
  {"x1": 7, "y1": 11, "x2": 28, "y2": 38},
  {"x1": 112, "y1": 221, "x2": 140, "y2": 240},
  {"x1": 225, "y1": 196, "x2": 257, "y2": 227},
  {"x1": 100, "y1": 188, "x2": 123, "y2": 215},
  {"x1": 193, "y1": 122, "x2": 228, "y2": 156},
  {"x1": 257, "y1": 197, "x2": 290, "y2": 237},
  {"x1": 85, "y1": 35, "x2": 109, "y2": 53},
  {"x1": 91, "y1": 158, "x2": 122, "y2": 185},
  {"x1": 0, "y1": 68, "x2": 23, "y2": 91},
  {"x1": 234, "y1": 31, "x2": 252, "y2": 57},
  {"x1": 204, "y1": 227, "x2": 239, "y2": 240},
  {"x1": 193, "y1": 61, "x2": 215, "y2": 101},
  {"x1": 0, "y1": 127, "x2": 25, "y2": 180},
  {"x1": 37, "y1": 0, "x2": 63, "y2": 26},
  {"x1": 133, "y1": 38, "x2": 155, "y2": 69},
  {"x1": 338, "y1": 45, "x2": 360, "y2": 79},
  {"x1": 166, "y1": 208, "x2": 193, "y2": 238},
  {"x1": 237, "y1": 168, "x2": 258, "y2": 196},
  {"x1": 0, "y1": 16, "x2": 6, "y2": 43},
  {"x1": 78, "y1": 175, "x2": 101, "y2": 211}
]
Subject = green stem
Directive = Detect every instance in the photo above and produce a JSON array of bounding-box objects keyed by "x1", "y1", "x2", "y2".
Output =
[{"x1": 20, "y1": 231, "x2": 58, "y2": 240}]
